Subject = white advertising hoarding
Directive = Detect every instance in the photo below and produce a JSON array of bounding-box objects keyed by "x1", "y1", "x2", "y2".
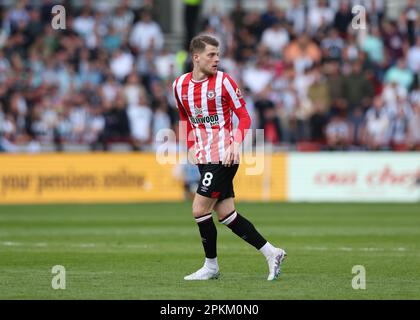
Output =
[{"x1": 288, "y1": 153, "x2": 420, "y2": 202}]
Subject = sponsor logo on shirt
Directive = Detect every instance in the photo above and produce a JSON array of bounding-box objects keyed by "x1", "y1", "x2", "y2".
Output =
[{"x1": 189, "y1": 114, "x2": 220, "y2": 126}]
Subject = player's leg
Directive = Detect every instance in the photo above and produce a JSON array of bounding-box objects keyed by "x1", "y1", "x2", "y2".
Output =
[
  {"x1": 191, "y1": 193, "x2": 218, "y2": 267},
  {"x1": 214, "y1": 197, "x2": 287, "y2": 280},
  {"x1": 214, "y1": 197, "x2": 270, "y2": 254},
  {"x1": 184, "y1": 171, "x2": 220, "y2": 280}
]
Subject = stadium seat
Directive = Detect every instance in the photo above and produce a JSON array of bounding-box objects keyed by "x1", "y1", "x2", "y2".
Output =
[{"x1": 296, "y1": 141, "x2": 322, "y2": 152}]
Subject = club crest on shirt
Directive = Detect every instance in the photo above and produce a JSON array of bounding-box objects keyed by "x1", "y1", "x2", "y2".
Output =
[{"x1": 207, "y1": 90, "x2": 215, "y2": 100}]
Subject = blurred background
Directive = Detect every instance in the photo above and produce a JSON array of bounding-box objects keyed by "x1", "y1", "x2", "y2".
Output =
[
  {"x1": 0, "y1": 1, "x2": 419, "y2": 300},
  {"x1": 0, "y1": 0, "x2": 419, "y2": 153},
  {"x1": 0, "y1": 0, "x2": 419, "y2": 203}
]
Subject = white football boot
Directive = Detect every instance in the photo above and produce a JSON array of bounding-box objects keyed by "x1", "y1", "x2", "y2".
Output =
[
  {"x1": 266, "y1": 248, "x2": 287, "y2": 281},
  {"x1": 184, "y1": 265, "x2": 220, "y2": 280}
]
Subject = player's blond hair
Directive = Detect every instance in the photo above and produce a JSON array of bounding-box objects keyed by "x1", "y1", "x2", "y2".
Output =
[{"x1": 189, "y1": 35, "x2": 219, "y2": 55}]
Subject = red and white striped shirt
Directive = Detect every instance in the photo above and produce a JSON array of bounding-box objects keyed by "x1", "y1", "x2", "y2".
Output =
[{"x1": 173, "y1": 71, "x2": 251, "y2": 164}]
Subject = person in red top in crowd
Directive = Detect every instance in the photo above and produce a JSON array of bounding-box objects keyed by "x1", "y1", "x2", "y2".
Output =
[{"x1": 173, "y1": 35, "x2": 286, "y2": 281}]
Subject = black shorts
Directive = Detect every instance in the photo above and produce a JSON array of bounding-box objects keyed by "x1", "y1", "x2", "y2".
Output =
[{"x1": 196, "y1": 163, "x2": 239, "y2": 201}]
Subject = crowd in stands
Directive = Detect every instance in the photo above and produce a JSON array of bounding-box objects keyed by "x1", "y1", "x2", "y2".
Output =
[{"x1": 0, "y1": 0, "x2": 419, "y2": 152}]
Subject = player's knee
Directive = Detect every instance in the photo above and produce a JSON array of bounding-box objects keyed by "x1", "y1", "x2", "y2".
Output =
[
  {"x1": 216, "y1": 209, "x2": 233, "y2": 221},
  {"x1": 192, "y1": 204, "x2": 209, "y2": 217}
]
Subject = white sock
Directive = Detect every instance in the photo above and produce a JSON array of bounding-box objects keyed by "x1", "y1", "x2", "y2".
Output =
[
  {"x1": 259, "y1": 242, "x2": 277, "y2": 259},
  {"x1": 204, "y1": 257, "x2": 219, "y2": 270}
]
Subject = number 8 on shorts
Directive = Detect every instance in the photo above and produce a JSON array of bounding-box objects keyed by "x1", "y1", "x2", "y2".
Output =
[{"x1": 202, "y1": 172, "x2": 213, "y2": 187}]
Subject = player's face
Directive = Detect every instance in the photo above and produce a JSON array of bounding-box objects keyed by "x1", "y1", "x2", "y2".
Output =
[{"x1": 195, "y1": 45, "x2": 220, "y2": 76}]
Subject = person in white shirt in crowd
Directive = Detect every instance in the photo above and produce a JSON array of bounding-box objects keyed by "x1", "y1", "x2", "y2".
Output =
[
  {"x1": 362, "y1": 95, "x2": 392, "y2": 150},
  {"x1": 123, "y1": 72, "x2": 147, "y2": 106},
  {"x1": 381, "y1": 81, "x2": 408, "y2": 112},
  {"x1": 407, "y1": 36, "x2": 420, "y2": 75},
  {"x1": 101, "y1": 74, "x2": 121, "y2": 105},
  {"x1": 111, "y1": 0, "x2": 134, "y2": 36},
  {"x1": 109, "y1": 48, "x2": 134, "y2": 82},
  {"x1": 68, "y1": 94, "x2": 89, "y2": 143},
  {"x1": 286, "y1": 0, "x2": 306, "y2": 35},
  {"x1": 242, "y1": 48, "x2": 274, "y2": 95},
  {"x1": 5, "y1": 0, "x2": 29, "y2": 32},
  {"x1": 261, "y1": 19, "x2": 289, "y2": 58},
  {"x1": 126, "y1": 94, "x2": 153, "y2": 151},
  {"x1": 409, "y1": 82, "x2": 420, "y2": 106},
  {"x1": 307, "y1": 0, "x2": 335, "y2": 36},
  {"x1": 72, "y1": 6, "x2": 95, "y2": 46},
  {"x1": 152, "y1": 100, "x2": 172, "y2": 146},
  {"x1": 389, "y1": 103, "x2": 412, "y2": 150},
  {"x1": 155, "y1": 47, "x2": 182, "y2": 82},
  {"x1": 85, "y1": 105, "x2": 105, "y2": 148},
  {"x1": 129, "y1": 9, "x2": 164, "y2": 54}
]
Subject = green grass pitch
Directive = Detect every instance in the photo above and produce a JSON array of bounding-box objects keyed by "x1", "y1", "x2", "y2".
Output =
[{"x1": 0, "y1": 202, "x2": 419, "y2": 299}]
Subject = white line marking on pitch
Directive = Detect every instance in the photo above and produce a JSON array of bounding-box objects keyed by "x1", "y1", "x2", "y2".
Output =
[
  {"x1": 1, "y1": 241, "x2": 410, "y2": 253},
  {"x1": 304, "y1": 246, "x2": 408, "y2": 252},
  {"x1": 2, "y1": 241, "x2": 21, "y2": 246}
]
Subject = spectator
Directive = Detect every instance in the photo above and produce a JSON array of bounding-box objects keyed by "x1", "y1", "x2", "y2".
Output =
[
  {"x1": 129, "y1": 9, "x2": 164, "y2": 54},
  {"x1": 242, "y1": 51, "x2": 274, "y2": 95},
  {"x1": 260, "y1": 0, "x2": 280, "y2": 31},
  {"x1": 409, "y1": 102, "x2": 420, "y2": 150},
  {"x1": 348, "y1": 106, "x2": 365, "y2": 148},
  {"x1": 343, "y1": 61, "x2": 374, "y2": 113},
  {"x1": 284, "y1": 34, "x2": 322, "y2": 74},
  {"x1": 384, "y1": 58, "x2": 414, "y2": 90},
  {"x1": 6, "y1": 0, "x2": 29, "y2": 33},
  {"x1": 127, "y1": 94, "x2": 153, "y2": 151},
  {"x1": 389, "y1": 103, "x2": 411, "y2": 150},
  {"x1": 286, "y1": 0, "x2": 306, "y2": 35},
  {"x1": 307, "y1": 0, "x2": 335, "y2": 36},
  {"x1": 360, "y1": 25, "x2": 385, "y2": 66},
  {"x1": 321, "y1": 28, "x2": 345, "y2": 62},
  {"x1": 382, "y1": 20, "x2": 405, "y2": 65},
  {"x1": 230, "y1": 0, "x2": 246, "y2": 34},
  {"x1": 333, "y1": 1, "x2": 353, "y2": 37},
  {"x1": 98, "y1": 91, "x2": 131, "y2": 150},
  {"x1": 403, "y1": 0, "x2": 419, "y2": 46},
  {"x1": 309, "y1": 101, "x2": 328, "y2": 143},
  {"x1": 407, "y1": 36, "x2": 420, "y2": 75},
  {"x1": 111, "y1": 0, "x2": 134, "y2": 36},
  {"x1": 325, "y1": 113, "x2": 352, "y2": 150},
  {"x1": 362, "y1": 95, "x2": 391, "y2": 150},
  {"x1": 261, "y1": 19, "x2": 289, "y2": 57},
  {"x1": 308, "y1": 66, "x2": 330, "y2": 114},
  {"x1": 72, "y1": 6, "x2": 95, "y2": 45},
  {"x1": 254, "y1": 86, "x2": 282, "y2": 145},
  {"x1": 109, "y1": 48, "x2": 134, "y2": 82},
  {"x1": 123, "y1": 72, "x2": 146, "y2": 106},
  {"x1": 0, "y1": 0, "x2": 419, "y2": 153}
]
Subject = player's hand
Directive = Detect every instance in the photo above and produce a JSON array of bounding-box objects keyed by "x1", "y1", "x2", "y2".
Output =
[
  {"x1": 187, "y1": 147, "x2": 197, "y2": 165},
  {"x1": 222, "y1": 142, "x2": 240, "y2": 167}
]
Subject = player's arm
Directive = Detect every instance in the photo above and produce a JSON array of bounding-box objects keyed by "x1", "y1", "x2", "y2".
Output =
[
  {"x1": 222, "y1": 74, "x2": 251, "y2": 166},
  {"x1": 173, "y1": 82, "x2": 196, "y2": 164}
]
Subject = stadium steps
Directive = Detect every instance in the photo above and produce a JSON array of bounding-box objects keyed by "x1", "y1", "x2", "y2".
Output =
[{"x1": 164, "y1": 33, "x2": 185, "y2": 53}]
